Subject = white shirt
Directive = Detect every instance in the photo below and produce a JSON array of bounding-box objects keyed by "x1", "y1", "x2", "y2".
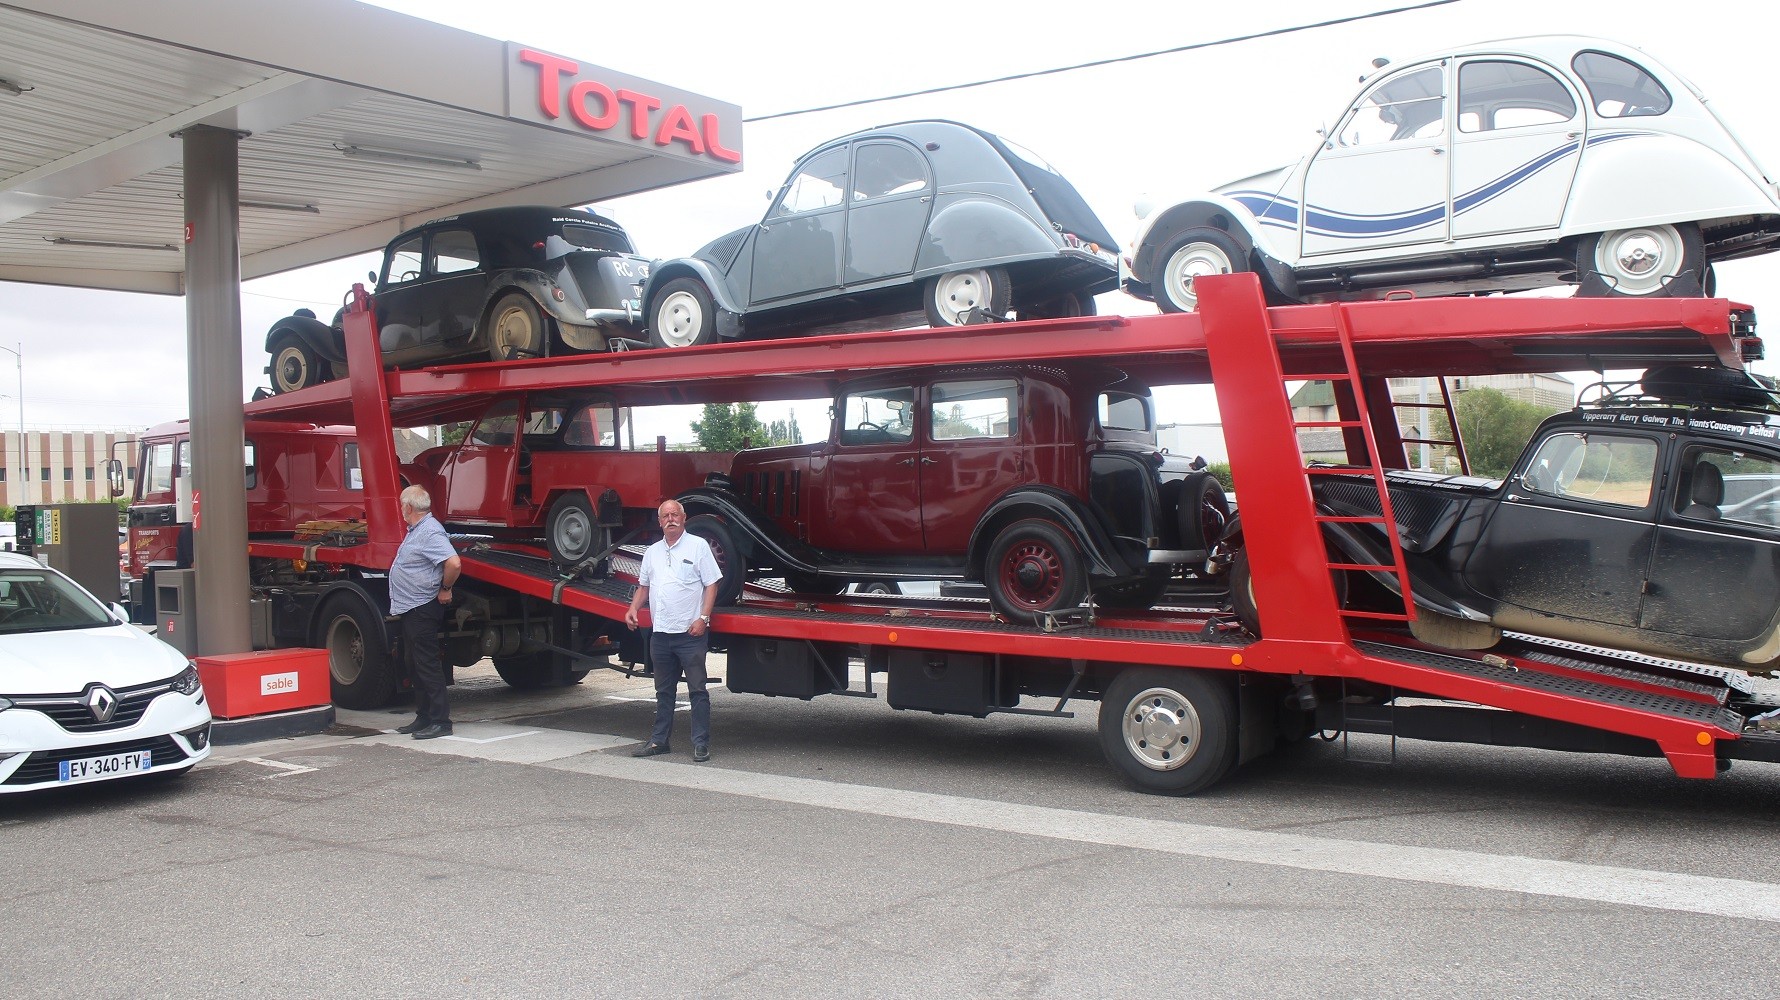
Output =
[{"x1": 636, "y1": 531, "x2": 722, "y2": 633}]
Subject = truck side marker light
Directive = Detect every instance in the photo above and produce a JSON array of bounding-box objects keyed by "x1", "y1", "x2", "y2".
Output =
[
  {"x1": 887, "y1": 631, "x2": 898, "y2": 643},
  {"x1": 1230, "y1": 654, "x2": 1243, "y2": 667},
  {"x1": 1697, "y1": 731, "x2": 1713, "y2": 746}
]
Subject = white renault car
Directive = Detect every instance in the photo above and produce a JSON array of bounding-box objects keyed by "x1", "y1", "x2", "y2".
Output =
[
  {"x1": 1125, "y1": 35, "x2": 1780, "y2": 311},
  {"x1": 0, "y1": 551, "x2": 211, "y2": 792}
]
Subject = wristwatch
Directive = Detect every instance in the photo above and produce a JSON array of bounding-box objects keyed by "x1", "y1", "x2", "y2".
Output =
[{"x1": 700, "y1": 615, "x2": 712, "y2": 625}]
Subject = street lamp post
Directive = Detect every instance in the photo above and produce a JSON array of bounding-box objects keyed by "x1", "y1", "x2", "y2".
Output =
[{"x1": 0, "y1": 343, "x2": 22, "y2": 506}]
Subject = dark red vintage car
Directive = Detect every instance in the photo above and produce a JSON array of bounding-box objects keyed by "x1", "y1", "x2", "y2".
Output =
[{"x1": 676, "y1": 364, "x2": 1228, "y2": 623}]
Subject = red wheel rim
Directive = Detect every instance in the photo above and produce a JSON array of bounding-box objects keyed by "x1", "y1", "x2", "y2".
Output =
[{"x1": 998, "y1": 539, "x2": 1064, "y2": 610}]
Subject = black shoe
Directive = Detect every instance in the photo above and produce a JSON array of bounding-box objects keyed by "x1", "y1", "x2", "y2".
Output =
[
  {"x1": 692, "y1": 744, "x2": 710, "y2": 763},
  {"x1": 394, "y1": 718, "x2": 430, "y2": 735},
  {"x1": 412, "y1": 723, "x2": 453, "y2": 740},
  {"x1": 631, "y1": 742, "x2": 670, "y2": 758}
]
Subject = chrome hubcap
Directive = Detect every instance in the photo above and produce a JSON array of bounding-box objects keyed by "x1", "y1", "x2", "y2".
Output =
[
  {"x1": 1121, "y1": 686, "x2": 1202, "y2": 771},
  {"x1": 1596, "y1": 225, "x2": 1684, "y2": 295}
]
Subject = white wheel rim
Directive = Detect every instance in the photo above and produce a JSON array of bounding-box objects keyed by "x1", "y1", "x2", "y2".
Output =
[
  {"x1": 1120, "y1": 686, "x2": 1203, "y2": 771},
  {"x1": 1595, "y1": 225, "x2": 1684, "y2": 295},
  {"x1": 275, "y1": 347, "x2": 307, "y2": 391},
  {"x1": 932, "y1": 269, "x2": 994, "y2": 325},
  {"x1": 656, "y1": 290, "x2": 705, "y2": 347},
  {"x1": 1161, "y1": 241, "x2": 1233, "y2": 312}
]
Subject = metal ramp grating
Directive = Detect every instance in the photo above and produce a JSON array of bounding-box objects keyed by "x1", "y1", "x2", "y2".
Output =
[{"x1": 1356, "y1": 640, "x2": 1744, "y2": 730}]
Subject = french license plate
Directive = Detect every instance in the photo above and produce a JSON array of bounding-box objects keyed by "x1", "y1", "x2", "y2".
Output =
[{"x1": 58, "y1": 750, "x2": 152, "y2": 783}]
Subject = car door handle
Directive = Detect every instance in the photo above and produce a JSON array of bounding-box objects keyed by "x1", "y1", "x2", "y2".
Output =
[
  {"x1": 899, "y1": 456, "x2": 937, "y2": 466},
  {"x1": 1431, "y1": 147, "x2": 1445, "y2": 155}
]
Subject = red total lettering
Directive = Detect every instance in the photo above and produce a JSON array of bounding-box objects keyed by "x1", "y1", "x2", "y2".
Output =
[
  {"x1": 702, "y1": 115, "x2": 741, "y2": 164},
  {"x1": 569, "y1": 80, "x2": 620, "y2": 131},
  {"x1": 653, "y1": 105, "x2": 705, "y2": 155},
  {"x1": 519, "y1": 48, "x2": 580, "y2": 119},
  {"x1": 615, "y1": 89, "x2": 661, "y2": 139}
]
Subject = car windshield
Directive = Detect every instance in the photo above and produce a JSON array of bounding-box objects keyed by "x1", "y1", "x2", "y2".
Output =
[{"x1": 0, "y1": 568, "x2": 113, "y2": 635}]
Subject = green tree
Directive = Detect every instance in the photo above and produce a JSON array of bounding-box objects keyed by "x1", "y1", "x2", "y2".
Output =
[
  {"x1": 1454, "y1": 388, "x2": 1559, "y2": 478},
  {"x1": 691, "y1": 402, "x2": 767, "y2": 450}
]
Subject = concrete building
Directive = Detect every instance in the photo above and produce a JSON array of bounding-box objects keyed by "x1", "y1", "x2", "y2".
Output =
[{"x1": 1, "y1": 429, "x2": 140, "y2": 507}]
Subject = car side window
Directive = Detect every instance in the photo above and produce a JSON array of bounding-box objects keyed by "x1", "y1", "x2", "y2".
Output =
[
  {"x1": 773, "y1": 147, "x2": 849, "y2": 217},
  {"x1": 1693, "y1": 448, "x2": 1780, "y2": 528},
  {"x1": 1458, "y1": 60, "x2": 1576, "y2": 133},
  {"x1": 244, "y1": 440, "x2": 257, "y2": 490},
  {"x1": 1573, "y1": 51, "x2": 1673, "y2": 118},
  {"x1": 1520, "y1": 432, "x2": 1658, "y2": 508},
  {"x1": 343, "y1": 443, "x2": 362, "y2": 491},
  {"x1": 384, "y1": 234, "x2": 424, "y2": 286},
  {"x1": 1339, "y1": 65, "x2": 1445, "y2": 148},
  {"x1": 430, "y1": 228, "x2": 480, "y2": 276},
  {"x1": 851, "y1": 143, "x2": 929, "y2": 201},
  {"x1": 931, "y1": 380, "x2": 1016, "y2": 440},
  {"x1": 145, "y1": 442, "x2": 174, "y2": 495},
  {"x1": 839, "y1": 386, "x2": 915, "y2": 445},
  {"x1": 469, "y1": 401, "x2": 521, "y2": 447},
  {"x1": 562, "y1": 402, "x2": 619, "y2": 447}
]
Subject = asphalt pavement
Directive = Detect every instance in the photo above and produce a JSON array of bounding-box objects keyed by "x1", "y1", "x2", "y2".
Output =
[{"x1": 6, "y1": 656, "x2": 1780, "y2": 998}]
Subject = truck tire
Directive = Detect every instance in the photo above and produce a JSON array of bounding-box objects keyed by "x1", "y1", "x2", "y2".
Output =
[
  {"x1": 1097, "y1": 567, "x2": 1171, "y2": 610},
  {"x1": 492, "y1": 651, "x2": 588, "y2": 689},
  {"x1": 984, "y1": 518, "x2": 1087, "y2": 624},
  {"x1": 1098, "y1": 667, "x2": 1238, "y2": 795},
  {"x1": 686, "y1": 514, "x2": 744, "y2": 606},
  {"x1": 317, "y1": 592, "x2": 398, "y2": 709}
]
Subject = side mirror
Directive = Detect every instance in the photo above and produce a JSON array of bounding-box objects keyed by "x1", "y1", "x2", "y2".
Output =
[
  {"x1": 368, "y1": 269, "x2": 378, "y2": 285},
  {"x1": 110, "y1": 602, "x2": 129, "y2": 622},
  {"x1": 105, "y1": 457, "x2": 126, "y2": 499}
]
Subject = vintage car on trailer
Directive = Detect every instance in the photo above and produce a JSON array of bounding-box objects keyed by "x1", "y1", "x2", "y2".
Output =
[
  {"x1": 401, "y1": 393, "x2": 730, "y2": 567},
  {"x1": 1125, "y1": 36, "x2": 1780, "y2": 311},
  {"x1": 641, "y1": 120, "x2": 1121, "y2": 348},
  {"x1": 1222, "y1": 365, "x2": 1780, "y2": 673},
  {"x1": 674, "y1": 364, "x2": 1229, "y2": 623},
  {"x1": 265, "y1": 206, "x2": 651, "y2": 393}
]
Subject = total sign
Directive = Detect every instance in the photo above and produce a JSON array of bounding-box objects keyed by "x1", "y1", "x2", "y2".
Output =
[{"x1": 508, "y1": 45, "x2": 742, "y2": 167}]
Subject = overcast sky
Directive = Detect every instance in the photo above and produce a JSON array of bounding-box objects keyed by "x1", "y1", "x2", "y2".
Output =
[{"x1": 4, "y1": 0, "x2": 1778, "y2": 437}]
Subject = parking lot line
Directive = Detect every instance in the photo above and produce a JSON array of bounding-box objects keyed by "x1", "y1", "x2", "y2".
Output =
[{"x1": 544, "y1": 752, "x2": 1780, "y2": 924}]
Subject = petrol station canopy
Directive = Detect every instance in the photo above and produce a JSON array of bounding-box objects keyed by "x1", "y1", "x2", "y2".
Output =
[{"x1": 0, "y1": 0, "x2": 743, "y2": 294}]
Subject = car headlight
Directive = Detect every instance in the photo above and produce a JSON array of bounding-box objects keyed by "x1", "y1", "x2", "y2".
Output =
[{"x1": 172, "y1": 663, "x2": 202, "y2": 696}]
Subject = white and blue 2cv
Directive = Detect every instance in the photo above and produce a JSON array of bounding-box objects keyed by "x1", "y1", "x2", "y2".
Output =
[{"x1": 1124, "y1": 35, "x2": 1780, "y2": 311}]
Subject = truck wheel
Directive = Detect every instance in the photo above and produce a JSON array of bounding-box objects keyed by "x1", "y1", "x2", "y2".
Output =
[
  {"x1": 686, "y1": 514, "x2": 744, "y2": 606},
  {"x1": 487, "y1": 293, "x2": 548, "y2": 361},
  {"x1": 649, "y1": 277, "x2": 718, "y2": 349},
  {"x1": 492, "y1": 651, "x2": 588, "y2": 689},
  {"x1": 1152, "y1": 227, "x2": 1246, "y2": 313},
  {"x1": 926, "y1": 268, "x2": 1011, "y2": 326},
  {"x1": 269, "y1": 334, "x2": 328, "y2": 394},
  {"x1": 984, "y1": 518, "x2": 1087, "y2": 624},
  {"x1": 546, "y1": 493, "x2": 604, "y2": 566},
  {"x1": 317, "y1": 592, "x2": 397, "y2": 709},
  {"x1": 1577, "y1": 222, "x2": 1704, "y2": 298},
  {"x1": 1098, "y1": 667, "x2": 1238, "y2": 795}
]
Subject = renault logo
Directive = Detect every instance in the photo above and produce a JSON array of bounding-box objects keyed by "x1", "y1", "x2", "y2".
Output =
[{"x1": 84, "y1": 685, "x2": 118, "y2": 724}]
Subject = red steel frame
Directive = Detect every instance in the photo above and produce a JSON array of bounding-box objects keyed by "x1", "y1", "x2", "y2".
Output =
[{"x1": 246, "y1": 275, "x2": 1761, "y2": 779}]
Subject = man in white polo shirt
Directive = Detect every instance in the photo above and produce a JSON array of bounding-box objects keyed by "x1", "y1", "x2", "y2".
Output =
[{"x1": 625, "y1": 499, "x2": 723, "y2": 761}]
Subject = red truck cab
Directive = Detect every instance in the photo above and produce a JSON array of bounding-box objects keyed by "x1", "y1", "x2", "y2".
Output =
[{"x1": 116, "y1": 419, "x2": 364, "y2": 614}]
